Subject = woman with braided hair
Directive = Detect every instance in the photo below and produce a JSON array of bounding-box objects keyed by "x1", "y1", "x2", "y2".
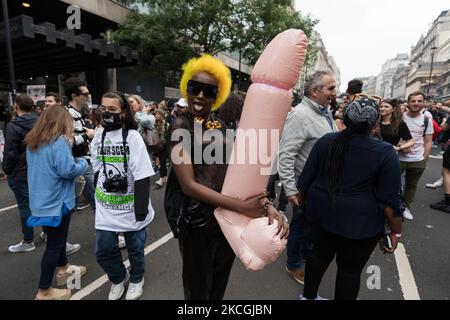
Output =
[
  {"x1": 166, "y1": 54, "x2": 288, "y2": 300},
  {"x1": 296, "y1": 97, "x2": 403, "y2": 300}
]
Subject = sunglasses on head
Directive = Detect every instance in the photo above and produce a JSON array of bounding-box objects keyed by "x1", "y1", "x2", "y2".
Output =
[{"x1": 187, "y1": 80, "x2": 218, "y2": 100}]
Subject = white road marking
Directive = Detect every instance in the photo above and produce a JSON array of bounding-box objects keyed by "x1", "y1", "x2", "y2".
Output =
[
  {"x1": 70, "y1": 232, "x2": 174, "y2": 300},
  {"x1": 0, "y1": 205, "x2": 18, "y2": 214},
  {"x1": 394, "y1": 243, "x2": 421, "y2": 300}
]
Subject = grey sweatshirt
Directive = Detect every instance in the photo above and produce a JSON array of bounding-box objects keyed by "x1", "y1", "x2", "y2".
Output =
[{"x1": 278, "y1": 97, "x2": 338, "y2": 197}]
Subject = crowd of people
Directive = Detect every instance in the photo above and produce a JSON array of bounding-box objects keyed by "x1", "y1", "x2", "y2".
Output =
[{"x1": 1, "y1": 55, "x2": 449, "y2": 300}]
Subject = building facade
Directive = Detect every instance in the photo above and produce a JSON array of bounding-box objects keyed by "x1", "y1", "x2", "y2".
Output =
[
  {"x1": 407, "y1": 9, "x2": 450, "y2": 100},
  {"x1": 1, "y1": 0, "x2": 253, "y2": 105},
  {"x1": 377, "y1": 53, "x2": 410, "y2": 98},
  {"x1": 296, "y1": 31, "x2": 341, "y2": 95}
]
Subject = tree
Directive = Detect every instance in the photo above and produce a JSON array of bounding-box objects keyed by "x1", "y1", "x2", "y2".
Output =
[
  {"x1": 112, "y1": 0, "x2": 318, "y2": 85},
  {"x1": 227, "y1": 0, "x2": 317, "y2": 66}
]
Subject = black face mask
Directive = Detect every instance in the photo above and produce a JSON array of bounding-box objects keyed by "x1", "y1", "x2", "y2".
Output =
[{"x1": 102, "y1": 112, "x2": 122, "y2": 131}]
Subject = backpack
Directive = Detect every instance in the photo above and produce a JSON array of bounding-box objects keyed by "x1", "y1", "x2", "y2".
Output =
[
  {"x1": 164, "y1": 168, "x2": 184, "y2": 238},
  {"x1": 142, "y1": 128, "x2": 163, "y2": 154},
  {"x1": 423, "y1": 114, "x2": 429, "y2": 137},
  {"x1": 163, "y1": 114, "x2": 191, "y2": 238}
]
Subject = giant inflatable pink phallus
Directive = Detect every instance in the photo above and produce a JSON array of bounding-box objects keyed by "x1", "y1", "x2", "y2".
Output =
[{"x1": 214, "y1": 29, "x2": 308, "y2": 271}]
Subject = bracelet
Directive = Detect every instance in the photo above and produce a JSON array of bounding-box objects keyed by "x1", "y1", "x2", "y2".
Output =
[{"x1": 263, "y1": 199, "x2": 273, "y2": 214}]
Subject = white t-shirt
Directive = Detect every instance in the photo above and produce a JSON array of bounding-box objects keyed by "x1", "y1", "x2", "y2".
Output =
[
  {"x1": 91, "y1": 128, "x2": 155, "y2": 232},
  {"x1": 398, "y1": 113, "x2": 434, "y2": 162}
]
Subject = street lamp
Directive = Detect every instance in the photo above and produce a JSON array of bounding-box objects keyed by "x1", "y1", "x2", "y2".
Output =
[
  {"x1": 427, "y1": 46, "x2": 438, "y2": 96},
  {"x1": 238, "y1": 47, "x2": 242, "y2": 91},
  {"x1": 2, "y1": 0, "x2": 17, "y2": 110}
]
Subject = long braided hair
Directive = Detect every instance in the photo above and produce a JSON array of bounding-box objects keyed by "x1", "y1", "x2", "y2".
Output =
[{"x1": 325, "y1": 97, "x2": 380, "y2": 206}]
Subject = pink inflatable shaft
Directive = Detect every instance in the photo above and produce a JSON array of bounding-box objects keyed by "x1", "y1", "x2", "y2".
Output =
[{"x1": 215, "y1": 29, "x2": 308, "y2": 270}]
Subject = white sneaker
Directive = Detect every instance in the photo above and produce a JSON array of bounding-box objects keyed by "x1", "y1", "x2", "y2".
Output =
[
  {"x1": 108, "y1": 271, "x2": 129, "y2": 300},
  {"x1": 403, "y1": 207, "x2": 414, "y2": 221},
  {"x1": 118, "y1": 235, "x2": 126, "y2": 249},
  {"x1": 125, "y1": 279, "x2": 144, "y2": 300},
  {"x1": 299, "y1": 294, "x2": 328, "y2": 300},
  {"x1": 66, "y1": 242, "x2": 81, "y2": 255},
  {"x1": 434, "y1": 177, "x2": 443, "y2": 187},
  {"x1": 8, "y1": 240, "x2": 35, "y2": 253},
  {"x1": 426, "y1": 177, "x2": 443, "y2": 189},
  {"x1": 76, "y1": 204, "x2": 90, "y2": 211}
]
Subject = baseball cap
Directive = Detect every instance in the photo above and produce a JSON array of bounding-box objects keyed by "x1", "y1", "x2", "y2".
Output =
[{"x1": 176, "y1": 98, "x2": 188, "y2": 108}]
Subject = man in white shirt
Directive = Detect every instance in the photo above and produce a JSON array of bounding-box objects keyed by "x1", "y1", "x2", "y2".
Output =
[{"x1": 398, "y1": 91, "x2": 433, "y2": 220}]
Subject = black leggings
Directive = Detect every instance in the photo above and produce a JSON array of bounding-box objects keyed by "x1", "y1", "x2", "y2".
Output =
[
  {"x1": 39, "y1": 213, "x2": 71, "y2": 289},
  {"x1": 159, "y1": 145, "x2": 168, "y2": 178},
  {"x1": 303, "y1": 225, "x2": 379, "y2": 300}
]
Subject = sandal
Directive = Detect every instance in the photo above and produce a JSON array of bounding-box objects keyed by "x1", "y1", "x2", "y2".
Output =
[
  {"x1": 35, "y1": 288, "x2": 71, "y2": 300},
  {"x1": 56, "y1": 265, "x2": 87, "y2": 287}
]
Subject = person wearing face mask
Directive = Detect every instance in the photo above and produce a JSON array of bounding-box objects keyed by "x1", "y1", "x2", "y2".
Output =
[
  {"x1": 91, "y1": 92, "x2": 155, "y2": 300},
  {"x1": 165, "y1": 55, "x2": 288, "y2": 300}
]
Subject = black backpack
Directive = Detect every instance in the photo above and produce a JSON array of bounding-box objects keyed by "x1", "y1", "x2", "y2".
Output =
[
  {"x1": 163, "y1": 114, "x2": 192, "y2": 238},
  {"x1": 164, "y1": 168, "x2": 184, "y2": 238},
  {"x1": 422, "y1": 114, "x2": 429, "y2": 137}
]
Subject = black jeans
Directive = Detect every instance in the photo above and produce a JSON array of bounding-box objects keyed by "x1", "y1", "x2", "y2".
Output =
[
  {"x1": 159, "y1": 144, "x2": 168, "y2": 178},
  {"x1": 303, "y1": 225, "x2": 379, "y2": 300},
  {"x1": 178, "y1": 209, "x2": 235, "y2": 300},
  {"x1": 39, "y1": 213, "x2": 71, "y2": 289}
]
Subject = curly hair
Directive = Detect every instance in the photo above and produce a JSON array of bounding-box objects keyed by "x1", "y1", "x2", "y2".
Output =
[
  {"x1": 180, "y1": 54, "x2": 232, "y2": 112},
  {"x1": 217, "y1": 93, "x2": 244, "y2": 129}
]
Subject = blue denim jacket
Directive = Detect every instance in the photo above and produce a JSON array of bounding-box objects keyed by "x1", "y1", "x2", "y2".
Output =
[{"x1": 26, "y1": 136, "x2": 87, "y2": 218}]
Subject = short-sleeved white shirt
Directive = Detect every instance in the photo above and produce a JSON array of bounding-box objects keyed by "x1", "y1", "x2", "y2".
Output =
[
  {"x1": 398, "y1": 113, "x2": 433, "y2": 162},
  {"x1": 91, "y1": 128, "x2": 155, "y2": 232}
]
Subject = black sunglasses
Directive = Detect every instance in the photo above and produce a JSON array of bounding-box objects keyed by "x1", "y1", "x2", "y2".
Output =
[{"x1": 187, "y1": 80, "x2": 218, "y2": 100}]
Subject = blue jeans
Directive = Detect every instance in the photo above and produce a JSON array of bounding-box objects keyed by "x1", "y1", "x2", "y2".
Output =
[
  {"x1": 75, "y1": 159, "x2": 95, "y2": 210},
  {"x1": 287, "y1": 205, "x2": 312, "y2": 270},
  {"x1": 7, "y1": 177, "x2": 34, "y2": 242},
  {"x1": 95, "y1": 228, "x2": 147, "y2": 284}
]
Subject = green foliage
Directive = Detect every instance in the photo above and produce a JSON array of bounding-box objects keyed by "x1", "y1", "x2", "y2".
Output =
[
  {"x1": 228, "y1": 0, "x2": 318, "y2": 65},
  {"x1": 112, "y1": 0, "x2": 318, "y2": 85}
]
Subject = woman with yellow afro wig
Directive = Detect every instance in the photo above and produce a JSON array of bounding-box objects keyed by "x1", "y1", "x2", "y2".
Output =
[
  {"x1": 167, "y1": 55, "x2": 268, "y2": 300},
  {"x1": 179, "y1": 54, "x2": 232, "y2": 112}
]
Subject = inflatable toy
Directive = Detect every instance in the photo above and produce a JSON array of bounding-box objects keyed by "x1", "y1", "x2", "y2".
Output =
[{"x1": 214, "y1": 29, "x2": 309, "y2": 270}]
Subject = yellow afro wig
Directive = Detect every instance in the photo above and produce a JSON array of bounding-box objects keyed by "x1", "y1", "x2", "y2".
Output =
[{"x1": 180, "y1": 54, "x2": 232, "y2": 112}]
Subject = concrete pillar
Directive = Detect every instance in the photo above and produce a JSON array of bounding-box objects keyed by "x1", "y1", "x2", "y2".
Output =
[{"x1": 105, "y1": 68, "x2": 117, "y2": 92}]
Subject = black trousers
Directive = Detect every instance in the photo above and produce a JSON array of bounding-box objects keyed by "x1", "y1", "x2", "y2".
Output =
[
  {"x1": 303, "y1": 225, "x2": 379, "y2": 300},
  {"x1": 178, "y1": 215, "x2": 235, "y2": 300},
  {"x1": 158, "y1": 145, "x2": 168, "y2": 178},
  {"x1": 39, "y1": 213, "x2": 71, "y2": 289}
]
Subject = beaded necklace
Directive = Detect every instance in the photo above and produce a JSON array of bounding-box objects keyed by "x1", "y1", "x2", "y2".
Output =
[{"x1": 194, "y1": 117, "x2": 222, "y2": 129}]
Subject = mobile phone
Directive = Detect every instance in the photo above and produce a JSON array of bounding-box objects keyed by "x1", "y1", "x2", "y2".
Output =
[{"x1": 379, "y1": 233, "x2": 392, "y2": 251}]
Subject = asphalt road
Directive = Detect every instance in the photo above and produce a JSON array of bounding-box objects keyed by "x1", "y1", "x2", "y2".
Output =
[{"x1": 0, "y1": 146, "x2": 449, "y2": 300}]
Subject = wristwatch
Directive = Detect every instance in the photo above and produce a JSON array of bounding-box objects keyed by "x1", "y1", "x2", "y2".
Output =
[{"x1": 393, "y1": 233, "x2": 402, "y2": 238}]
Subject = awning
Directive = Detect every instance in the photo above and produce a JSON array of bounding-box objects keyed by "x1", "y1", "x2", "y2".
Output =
[{"x1": 0, "y1": 15, "x2": 140, "y2": 78}]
